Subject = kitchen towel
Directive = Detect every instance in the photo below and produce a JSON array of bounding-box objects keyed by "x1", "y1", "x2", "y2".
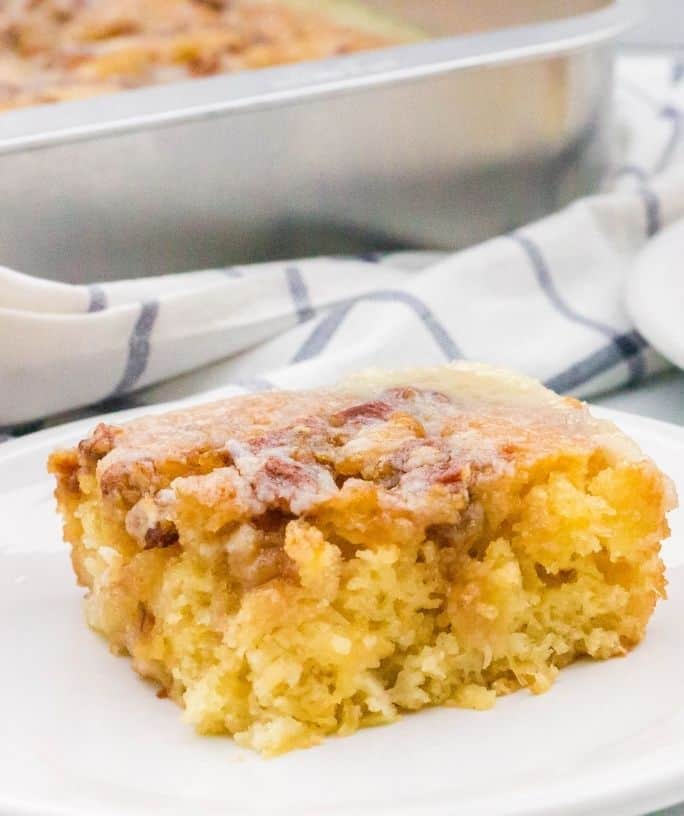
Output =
[{"x1": 2, "y1": 54, "x2": 684, "y2": 438}]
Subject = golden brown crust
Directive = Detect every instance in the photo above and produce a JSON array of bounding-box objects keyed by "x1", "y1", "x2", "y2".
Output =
[
  {"x1": 50, "y1": 363, "x2": 674, "y2": 588},
  {"x1": 0, "y1": 0, "x2": 397, "y2": 112}
]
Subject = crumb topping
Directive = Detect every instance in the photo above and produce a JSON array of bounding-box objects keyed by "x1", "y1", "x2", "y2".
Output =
[{"x1": 0, "y1": 0, "x2": 399, "y2": 112}]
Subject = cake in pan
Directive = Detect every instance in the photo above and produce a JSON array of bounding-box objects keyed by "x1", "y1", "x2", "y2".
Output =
[
  {"x1": 49, "y1": 363, "x2": 676, "y2": 755},
  {"x1": 0, "y1": 0, "x2": 420, "y2": 112}
]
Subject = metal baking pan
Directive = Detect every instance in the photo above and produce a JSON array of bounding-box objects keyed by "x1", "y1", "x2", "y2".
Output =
[{"x1": 0, "y1": 0, "x2": 639, "y2": 284}]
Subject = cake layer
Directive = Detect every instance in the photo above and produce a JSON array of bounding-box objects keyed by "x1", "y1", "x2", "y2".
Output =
[{"x1": 49, "y1": 363, "x2": 676, "y2": 754}]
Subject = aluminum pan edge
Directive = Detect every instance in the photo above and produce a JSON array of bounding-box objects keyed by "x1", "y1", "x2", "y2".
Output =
[{"x1": 0, "y1": 0, "x2": 640, "y2": 155}]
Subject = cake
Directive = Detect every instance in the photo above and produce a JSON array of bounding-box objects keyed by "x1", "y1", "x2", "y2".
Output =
[
  {"x1": 0, "y1": 0, "x2": 421, "y2": 112},
  {"x1": 48, "y1": 363, "x2": 676, "y2": 755}
]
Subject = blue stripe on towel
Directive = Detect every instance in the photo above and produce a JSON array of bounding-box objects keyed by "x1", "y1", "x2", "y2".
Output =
[
  {"x1": 285, "y1": 266, "x2": 315, "y2": 324},
  {"x1": 637, "y1": 186, "x2": 662, "y2": 237},
  {"x1": 87, "y1": 285, "x2": 107, "y2": 313},
  {"x1": 292, "y1": 302, "x2": 355, "y2": 363},
  {"x1": 111, "y1": 300, "x2": 159, "y2": 396},
  {"x1": 656, "y1": 105, "x2": 683, "y2": 173},
  {"x1": 292, "y1": 290, "x2": 461, "y2": 363},
  {"x1": 510, "y1": 233, "x2": 646, "y2": 384},
  {"x1": 545, "y1": 331, "x2": 649, "y2": 394}
]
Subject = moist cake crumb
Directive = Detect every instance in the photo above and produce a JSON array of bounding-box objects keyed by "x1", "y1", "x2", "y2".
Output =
[{"x1": 49, "y1": 363, "x2": 677, "y2": 755}]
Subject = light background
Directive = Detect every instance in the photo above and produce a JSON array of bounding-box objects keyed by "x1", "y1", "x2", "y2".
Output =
[{"x1": 622, "y1": 0, "x2": 684, "y2": 50}]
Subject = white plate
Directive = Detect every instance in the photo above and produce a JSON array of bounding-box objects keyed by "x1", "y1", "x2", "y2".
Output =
[
  {"x1": 627, "y1": 219, "x2": 684, "y2": 371},
  {"x1": 1, "y1": 405, "x2": 684, "y2": 816}
]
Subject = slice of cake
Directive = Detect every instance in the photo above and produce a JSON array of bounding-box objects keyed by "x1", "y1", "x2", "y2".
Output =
[{"x1": 49, "y1": 363, "x2": 676, "y2": 755}]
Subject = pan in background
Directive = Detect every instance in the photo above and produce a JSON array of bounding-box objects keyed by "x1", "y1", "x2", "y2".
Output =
[{"x1": 0, "y1": 0, "x2": 639, "y2": 284}]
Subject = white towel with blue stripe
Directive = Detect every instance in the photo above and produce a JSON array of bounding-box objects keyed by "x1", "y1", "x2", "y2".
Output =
[{"x1": 2, "y1": 55, "x2": 684, "y2": 438}]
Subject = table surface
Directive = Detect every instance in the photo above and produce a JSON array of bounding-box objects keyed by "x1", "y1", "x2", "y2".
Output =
[{"x1": 593, "y1": 370, "x2": 684, "y2": 425}]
